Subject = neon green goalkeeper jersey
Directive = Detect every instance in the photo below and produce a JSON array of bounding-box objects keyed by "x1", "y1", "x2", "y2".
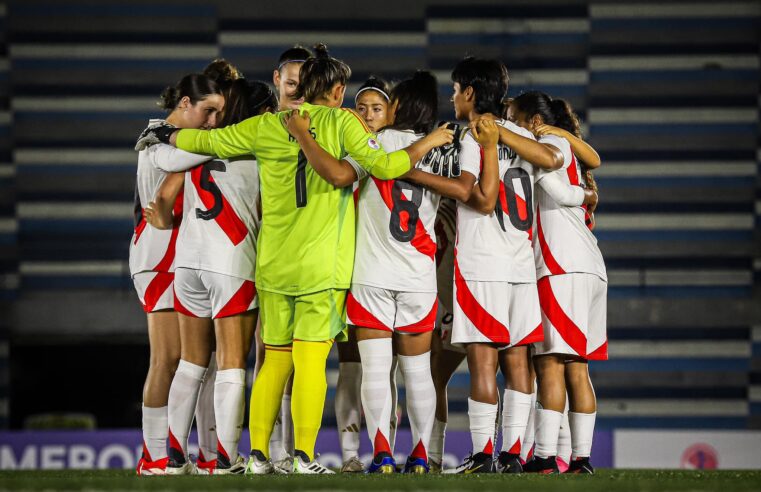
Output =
[{"x1": 175, "y1": 102, "x2": 411, "y2": 295}]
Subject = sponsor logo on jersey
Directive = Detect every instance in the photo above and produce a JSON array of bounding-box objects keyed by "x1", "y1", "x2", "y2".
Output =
[{"x1": 368, "y1": 138, "x2": 380, "y2": 150}]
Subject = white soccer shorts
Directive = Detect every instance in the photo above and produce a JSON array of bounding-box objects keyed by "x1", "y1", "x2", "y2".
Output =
[
  {"x1": 535, "y1": 273, "x2": 608, "y2": 360},
  {"x1": 452, "y1": 278, "x2": 543, "y2": 347},
  {"x1": 173, "y1": 267, "x2": 257, "y2": 319},
  {"x1": 133, "y1": 271, "x2": 174, "y2": 313},
  {"x1": 346, "y1": 284, "x2": 438, "y2": 333}
]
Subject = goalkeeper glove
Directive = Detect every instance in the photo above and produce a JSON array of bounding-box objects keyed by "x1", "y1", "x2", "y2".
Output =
[{"x1": 135, "y1": 121, "x2": 178, "y2": 151}]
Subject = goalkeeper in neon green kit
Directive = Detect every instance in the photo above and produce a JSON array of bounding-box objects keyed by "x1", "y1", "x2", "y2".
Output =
[{"x1": 136, "y1": 44, "x2": 453, "y2": 473}]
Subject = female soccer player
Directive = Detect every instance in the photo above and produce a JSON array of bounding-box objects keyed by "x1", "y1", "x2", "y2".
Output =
[
  {"x1": 347, "y1": 70, "x2": 457, "y2": 474},
  {"x1": 334, "y1": 75, "x2": 394, "y2": 474},
  {"x1": 403, "y1": 57, "x2": 564, "y2": 474},
  {"x1": 508, "y1": 91, "x2": 606, "y2": 475},
  {"x1": 136, "y1": 43, "x2": 453, "y2": 474},
  {"x1": 131, "y1": 73, "x2": 224, "y2": 476},
  {"x1": 145, "y1": 80, "x2": 277, "y2": 475}
]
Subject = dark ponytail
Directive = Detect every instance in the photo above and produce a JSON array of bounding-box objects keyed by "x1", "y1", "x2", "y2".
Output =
[
  {"x1": 549, "y1": 98, "x2": 581, "y2": 139},
  {"x1": 387, "y1": 70, "x2": 439, "y2": 134},
  {"x1": 294, "y1": 43, "x2": 352, "y2": 102},
  {"x1": 158, "y1": 73, "x2": 222, "y2": 111}
]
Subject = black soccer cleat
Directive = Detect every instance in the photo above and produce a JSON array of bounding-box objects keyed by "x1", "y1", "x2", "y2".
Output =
[
  {"x1": 443, "y1": 452, "x2": 494, "y2": 474},
  {"x1": 522, "y1": 455, "x2": 559, "y2": 474},
  {"x1": 495, "y1": 452, "x2": 523, "y2": 473},
  {"x1": 566, "y1": 457, "x2": 595, "y2": 474}
]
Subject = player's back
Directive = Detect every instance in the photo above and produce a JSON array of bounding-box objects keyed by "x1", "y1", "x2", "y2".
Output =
[
  {"x1": 533, "y1": 134, "x2": 606, "y2": 281},
  {"x1": 175, "y1": 155, "x2": 260, "y2": 281}
]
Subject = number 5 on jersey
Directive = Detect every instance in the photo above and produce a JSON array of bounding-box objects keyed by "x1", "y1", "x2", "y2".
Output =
[{"x1": 191, "y1": 160, "x2": 249, "y2": 245}]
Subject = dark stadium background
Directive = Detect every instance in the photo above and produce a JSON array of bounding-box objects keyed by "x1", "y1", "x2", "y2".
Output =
[{"x1": 0, "y1": 0, "x2": 760, "y2": 456}]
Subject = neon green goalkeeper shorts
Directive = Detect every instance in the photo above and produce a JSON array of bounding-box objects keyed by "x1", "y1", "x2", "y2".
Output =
[{"x1": 258, "y1": 288, "x2": 348, "y2": 346}]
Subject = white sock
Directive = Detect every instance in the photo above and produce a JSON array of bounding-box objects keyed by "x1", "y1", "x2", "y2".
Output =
[
  {"x1": 269, "y1": 404, "x2": 285, "y2": 461},
  {"x1": 520, "y1": 390, "x2": 537, "y2": 462},
  {"x1": 500, "y1": 389, "x2": 532, "y2": 456},
  {"x1": 195, "y1": 355, "x2": 217, "y2": 461},
  {"x1": 398, "y1": 352, "x2": 436, "y2": 462},
  {"x1": 335, "y1": 361, "x2": 362, "y2": 461},
  {"x1": 429, "y1": 419, "x2": 447, "y2": 465},
  {"x1": 214, "y1": 368, "x2": 246, "y2": 462},
  {"x1": 569, "y1": 411, "x2": 596, "y2": 459},
  {"x1": 534, "y1": 408, "x2": 563, "y2": 458},
  {"x1": 168, "y1": 359, "x2": 206, "y2": 458},
  {"x1": 558, "y1": 407, "x2": 572, "y2": 463},
  {"x1": 358, "y1": 338, "x2": 393, "y2": 456},
  {"x1": 142, "y1": 405, "x2": 168, "y2": 461},
  {"x1": 389, "y1": 356, "x2": 399, "y2": 453},
  {"x1": 281, "y1": 394, "x2": 294, "y2": 456},
  {"x1": 468, "y1": 398, "x2": 498, "y2": 455}
]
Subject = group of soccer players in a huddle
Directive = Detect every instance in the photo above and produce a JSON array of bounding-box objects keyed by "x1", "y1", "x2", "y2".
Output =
[{"x1": 130, "y1": 43, "x2": 606, "y2": 476}]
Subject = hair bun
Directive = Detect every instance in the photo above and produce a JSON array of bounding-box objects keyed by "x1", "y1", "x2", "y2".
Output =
[
  {"x1": 158, "y1": 86, "x2": 179, "y2": 110},
  {"x1": 313, "y1": 43, "x2": 330, "y2": 59}
]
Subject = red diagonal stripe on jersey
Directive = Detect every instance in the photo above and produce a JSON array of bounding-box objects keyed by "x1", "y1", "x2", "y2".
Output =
[
  {"x1": 190, "y1": 166, "x2": 248, "y2": 246},
  {"x1": 346, "y1": 291, "x2": 391, "y2": 331},
  {"x1": 587, "y1": 340, "x2": 608, "y2": 361},
  {"x1": 566, "y1": 153, "x2": 580, "y2": 186},
  {"x1": 134, "y1": 210, "x2": 147, "y2": 245},
  {"x1": 153, "y1": 194, "x2": 184, "y2": 272},
  {"x1": 536, "y1": 209, "x2": 565, "y2": 275},
  {"x1": 215, "y1": 280, "x2": 256, "y2": 319},
  {"x1": 514, "y1": 323, "x2": 544, "y2": 346},
  {"x1": 454, "y1": 253, "x2": 509, "y2": 344},
  {"x1": 498, "y1": 182, "x2": 532, "y2": 240},
  {"x1": 142, "y1": 272, "x2": 173, "y2": 313},
  {"x1": 396, "y1": 298, "x2": 438, "y2": 333},
  {"x1": 537, "y1": 277, "x2": 587, "y2": 357},
  {"x1": 371, "y1": 177, "x2": 436, "y2": 260}
]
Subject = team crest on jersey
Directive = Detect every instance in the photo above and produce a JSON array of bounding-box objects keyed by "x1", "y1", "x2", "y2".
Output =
[{"x1": 367, "y1": 137, "x2": 380, "y2": 150}]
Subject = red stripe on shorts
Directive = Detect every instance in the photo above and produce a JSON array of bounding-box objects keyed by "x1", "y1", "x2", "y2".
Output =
[
  {"x1": 153, "y1": 194, "x2": 184, "y2": 272},
  {"x1": 537, "y1": 276, "x2": 587, "y2": 357},
  {"x1": 173, "y1": 285, "x2": 199, "y2": 318},
  {"x1": 346, "y1": 291, "x2": 391, "y2": 331},
  {"x1": 396, "y1": 298, "x2": 438, "y2": 333},
  {"x1": 513, "y1": 322, "x2": 544, "y2": 346},
  {"x1": 142, "y1": 272, "x2": 173, "y2": 313},
  {"x1": 215, "y1": 280, "x2": 256, "y2": 319},
  {"x1": 454, "y1": 253, "x2": 509, "y2": 344},
  {"x1": 587, "y1": 340, "x2": 608, "y2": 361}
]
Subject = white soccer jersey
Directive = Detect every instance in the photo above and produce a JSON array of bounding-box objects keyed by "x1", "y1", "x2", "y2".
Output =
[
  {"x1": 533, "y1": 134, "x2": 607, "y2": 281},
  {"x1": 351, "y1": 129, "x2": 441, "y2": 292},
  {"x1": 455, "y1": 119, "x2": 538, "y2": 283},
  {"x1": 175, "y1": 156, "x2": 260, "y2": 281},
  {"x1": 129, "y1": 119, "x2": 212, "y2": 277}
]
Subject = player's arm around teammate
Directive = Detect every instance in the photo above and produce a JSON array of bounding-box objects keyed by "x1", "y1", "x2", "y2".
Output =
[{"x1": 131, "y1": 73, "x2": 224, "y2": 476}]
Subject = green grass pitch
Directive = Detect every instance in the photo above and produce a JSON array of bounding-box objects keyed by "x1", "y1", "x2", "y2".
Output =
[{"x1": 1, "y1": 470, "x2": 760, "y2": 491}]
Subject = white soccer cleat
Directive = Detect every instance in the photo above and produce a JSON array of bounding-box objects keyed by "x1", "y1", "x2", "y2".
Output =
[
  {"x1": 293, "y1": 451, "x2": 335, "y2": 474},
  {"x1": 245, "y1": 450, "x2": 280, "y2": 475},
  {"x1": 164, "y1": 459, "x2": 197, "y2": 475},
  {"x1": 340, "y1": 456, "x2": 365, "y2": 473},
  {"x1": 272, "y1": 454, "x2": 294, "y2": 474},
  {"x1": 215, "y1": 454, "x2": 246, "y2": 475}
]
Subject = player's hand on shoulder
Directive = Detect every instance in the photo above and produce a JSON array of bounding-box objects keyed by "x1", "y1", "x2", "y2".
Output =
[
  {"x1": 534, "y1": 124, "x2": 564, "y2": 138},
  {"x1": 471, "y1": 118, "x2": 499, "y2": 147},
  {"x1": 422, "y1": 123, "x2": 460, "y2": 178},
  {"x1": 283, "y1": 109, "x2": 312, "y2": 139},
  {"x1": 135, "y1": 121, "x2": 177, "y2": 151},
  {"x1": 425, "y1": 122, "x2": 455, "y2": 148}
]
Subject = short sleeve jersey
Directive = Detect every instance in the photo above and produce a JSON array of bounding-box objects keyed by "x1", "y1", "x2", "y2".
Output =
[
  {"x1": 174, "y1": 156, "x2": 260, "y2": 281},
  {"x1": 352, "y1": 129, "x2": 441, "y2": 292},
  {"x1": 175, "y1": 102, "x2": 411, "y2": 295},
  {"x1": 129, "y1": 119, "x2": 211, "y2": 277},
  {"x1": 533, "y1": 134, "x2": 607, "y2": 281},
  {"x1": 455, "y1": 119, "x2": 539, "y2": 283}
]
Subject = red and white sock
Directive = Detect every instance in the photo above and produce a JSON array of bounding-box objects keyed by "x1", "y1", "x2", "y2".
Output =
[
  {"x1": 398, "y1": 352, "x2": 436, "y2": 462},
  {"x1": 429, "y1": 419, "x2": 447, "y2": 465},
  {"x1": 520, "y1": 389, "x2": 537, "y2": 462},
  {"x1": 358, "y1": 338, "x2": 393, "y2": 456},
  {"x1": 335, "y1": 361, "x2": 363, "y2": 461},
  {"x1": 468, "y1": 398, "x2": 498, "y2": 455},
  {"x1": 569, "y1": 411, "x2": 596, "y2": 459},
  {"x1": 214, "y1": 368, "x2": 246, "y2": 463},
  {"x1": 141, "y1": 404, "x2": 167, "y2": 462},
  {"x1": 534, "y1": 407, "x2": 563, "y2": 459},
  {"x1": 168, "y1": 359, "x2": 206, "y2": 458},
  {"x1": 195, "y1": 355, "x2": 217, "y2": 462},
  {"x1": 500, "y1": 389, "x2": 532, "y2": 456}
]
